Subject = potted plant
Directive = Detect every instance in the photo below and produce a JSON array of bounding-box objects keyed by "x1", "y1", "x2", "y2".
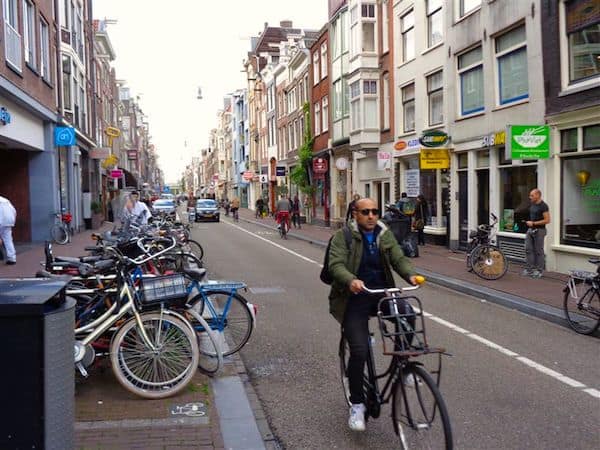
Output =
[{"x1": 91, "y1": 200, "x2": 103, "y2": 229}]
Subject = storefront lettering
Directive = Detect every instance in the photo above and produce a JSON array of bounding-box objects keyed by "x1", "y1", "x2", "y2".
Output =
[
  {"x1": 481, "y1": 131, "x2": 505, "y2": 147},
  {"x1": 0, "y1": 107, "x2": 11, "y2": 125}
]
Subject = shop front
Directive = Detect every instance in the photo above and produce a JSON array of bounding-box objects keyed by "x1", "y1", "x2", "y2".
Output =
[{"x1": 311, "y1": 155, "x2": 330, "y2": 226}]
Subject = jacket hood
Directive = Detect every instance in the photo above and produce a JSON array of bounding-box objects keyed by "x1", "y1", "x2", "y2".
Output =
[{"x1": 348, "y1": 219, "x2": 389, "y2": 234}]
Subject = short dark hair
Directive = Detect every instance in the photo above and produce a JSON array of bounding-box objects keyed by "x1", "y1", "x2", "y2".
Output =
[{"x1": 131, "y1": 190, "x2": 139, "y2": 196}]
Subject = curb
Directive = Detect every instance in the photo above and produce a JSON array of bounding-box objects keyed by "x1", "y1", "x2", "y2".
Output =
[{"x1": 236, "y1": 215, "x2": 570, "y2": 329}]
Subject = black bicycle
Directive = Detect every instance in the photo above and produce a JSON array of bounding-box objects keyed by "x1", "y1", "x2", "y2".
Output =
[
  {"x1": 339, "y1": 284, "x2": 452, "y2": 449},
  {"x1": 466, "y1": 213, "x2": 508, "y2": 280},
  {"x1": 563, "y1": 257, "x2": 600, "y2": 335}
]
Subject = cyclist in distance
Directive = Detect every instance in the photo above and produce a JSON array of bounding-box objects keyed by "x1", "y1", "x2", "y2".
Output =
[
  {"x1": 275, "y1": 194, "x2": 291, "y2": 231},
  {"x1": 328, "y1": 197, "x2": 419, "y2": 432}
]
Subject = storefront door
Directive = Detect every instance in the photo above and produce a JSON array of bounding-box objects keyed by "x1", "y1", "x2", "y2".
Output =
[
  {"x1": 458, "y1": 171, "x2": 468, "y2": 249},
  {"x1": 477, "y1": 169, "x2": 490, "y2": 226}
]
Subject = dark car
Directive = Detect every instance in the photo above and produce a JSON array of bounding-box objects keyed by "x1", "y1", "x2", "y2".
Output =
[
  {"x1": 195, "y1": 199, "x2": 220, "y2": 222},
  {"x1": 152, "y1": 199, "x2": 177, "y2": 217}
]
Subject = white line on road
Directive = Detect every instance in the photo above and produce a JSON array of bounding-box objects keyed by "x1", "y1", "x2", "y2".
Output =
[{"x1": 226, "y1": 220, "x2": 599, "y2": 400}]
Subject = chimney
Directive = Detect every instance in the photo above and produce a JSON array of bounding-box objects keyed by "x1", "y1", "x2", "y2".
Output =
[{"x1": 280, "y1": 20, "x2": 293, "y2": 28}]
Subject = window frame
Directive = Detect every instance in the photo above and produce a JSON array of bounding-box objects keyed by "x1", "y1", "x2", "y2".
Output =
[
  {"x1": 313, "y1": 50, "x2": 320, "y2": 85},
  {"x1": 62, "y1": 54, "x2": 72, "y2": 112},
  {"x1": 320, "y1": 42, "x2": 328, "y2": 79},
  {"x1": 495, "y1": 24, "x2": 529, "y2": 105},
  {"x1": 23, "y1": 0, "x2": 36, "y2": 68},
  {"x1": 382, "y1": 73, "x2": 390, "y2": 130},
  {"x1": 322, "y1": 96, "x2": 329, "y2": 132},
  {"x1": 39, "y1": 16, "x2": 50, "y2": 81},
  {"x1": 382, "y1": 0, "x2": 389, "y2": 53},
  {"x1": 402, "y1": 82, "x2": 415, "y2": 133},
  {"x1": 459, "y1": 0, "x2": 481, "y2": 18},
  {"x1": 401, "y1": 9, "x2": 415, "y2": 63},
  {"x1": 427, "y1": 70, "x2": 444, "y2": 126},
  {"x1": 427, "y1": 0, "x2": 443, "y2": 48},
  {"x1": 457, "y1": 46, "x2": 484, "y2": 116},
  {"x1": 314, "y1": 101, "x2": 321, "y2": 136}
]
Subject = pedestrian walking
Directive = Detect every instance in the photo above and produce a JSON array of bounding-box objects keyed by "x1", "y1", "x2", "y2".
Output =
[
  {"x1": 345, "y1": 194, "x2": 360, "y2": 224},
  {"x1": 255, "y1": 198, "x2": 264, "y2": 218},
  {"x1": 0, "y1": 195, "x2": 17, "y2": 265},
  {"x1": 122, "y1": 190, "x2": 151, "y2": 225},
  {"x1": 523, "y1": 188, "x2": 550, "y2": 279},
  {"x1": 291, "y1": 195, "x2": 301, "y2": 229},
  {"x1": 414, "y1": 194, "x2": 428, "y2": 245}
]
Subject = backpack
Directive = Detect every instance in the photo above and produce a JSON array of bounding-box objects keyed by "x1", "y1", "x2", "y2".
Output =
[{"x1": 320, "y1": 226, "x2": 353, "y2": 285}]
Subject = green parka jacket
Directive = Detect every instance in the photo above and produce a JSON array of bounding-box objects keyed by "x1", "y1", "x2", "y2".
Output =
[{"x1": 327, "y1": 220, "x2": 416, "y2": 323}]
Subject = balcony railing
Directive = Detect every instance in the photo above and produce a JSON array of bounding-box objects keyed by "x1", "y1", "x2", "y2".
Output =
[{"x1": 4, "y1": 21, "x2": 22, "y2": 72}]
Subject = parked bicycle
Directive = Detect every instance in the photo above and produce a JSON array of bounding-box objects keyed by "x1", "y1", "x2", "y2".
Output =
[
  {"x1": 466, "y1": 213, "x2": 508, "y2": 280},
  {"x1": 50, "y1": 209, "x2": 72, "y2": 245},
  {"x1": 339, "y1": 283, "x2": 453, "y2": 449},
  {"x1": 563, "y1": 257, "x2": 600, "y2": 335}
]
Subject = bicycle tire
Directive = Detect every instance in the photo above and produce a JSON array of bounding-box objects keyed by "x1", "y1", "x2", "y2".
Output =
[
  {"x1": 185, "y1": 239, "x2": 205, "y2": 261},
  {"x1": 184, "y1": 308, "x2": 223, "y2": 375},
  {"x1": 189, "y1": 291, "x2": 253, "y2": 356},
  {"x1": 563, "y1": 285, "x2": 600, "y2": 335},
  {"x1": 167, "y1": 251, "x2": 203, "y2": 271},
  {"x1": 110, "y1": 312, "x2": 199, "y2": 399},
  {"x1": 51, "y1": 223, "x2": 69, "y2": 245},
  {"x1": 392, "y1": 364, "x2": 453, "y2": 450},
  {"x1": 469, "y1": 245, "x2": 508, "y2": 280}
]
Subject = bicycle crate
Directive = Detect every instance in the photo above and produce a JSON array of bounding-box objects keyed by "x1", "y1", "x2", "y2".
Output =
[
  {"x1": 139, "y1": 274, "x2": 188, "y2": 305},
  {"x1": 376, "y1": 295, "x2": 445, "y2": 358}
]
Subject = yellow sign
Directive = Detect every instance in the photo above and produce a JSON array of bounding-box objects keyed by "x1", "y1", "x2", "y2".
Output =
[
  {"x1": 104, "y1": 127, "x2": 121, "y2": 138},
  {"x1": 420, "y1": 149, "x2": 450, "y2": 169}
]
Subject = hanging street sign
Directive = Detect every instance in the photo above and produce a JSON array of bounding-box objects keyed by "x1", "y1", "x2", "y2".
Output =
[
  {"x1": 276, "y1": 166, "x2": 286, "y2": 176},
  {"x1": 312, "y1": 157, "x2": 328, "y2": 174},
  {"x1": 54, "y1": 126, "x2": 76, "y2": 146},
  {"x1": 242, "y1": 171, "x2": 254, "y2": 181},
  {"x1": 89, "y1": 147, "x2": 111, "y2": 159},
  {"x1": 420, "y1": 148, "x2": 450, "y2": 169},
  {"x1": 377, "y1": 150, "x2": 392, "y2": 170},
  {"x1": 506, "y1": 125, "x2": 550, "y2": 159},
  {"x1": 110, "y1": 169, "x2": 124, "y2": 179},
  {"x1": 419, "y1": 130, "x2": 450, "y2": 148}
]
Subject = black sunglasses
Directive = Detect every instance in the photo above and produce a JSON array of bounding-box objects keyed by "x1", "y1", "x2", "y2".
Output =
[{"x1": 358, "y1": 208, "x2": 380, "y2": 216}]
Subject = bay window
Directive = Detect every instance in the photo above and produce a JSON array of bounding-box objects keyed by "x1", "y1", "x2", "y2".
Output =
[
  {"x1": 350, "y1": 81, "x2": 361, "y2": 130},
  {"x1": 495, "y1": 25, "x2": 528, "y2": 104},
  {"x1": 364, "y1": 80, "x2": 377, "y2": 129}
]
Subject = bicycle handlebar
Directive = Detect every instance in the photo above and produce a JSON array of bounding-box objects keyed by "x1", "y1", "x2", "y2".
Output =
[{"x1": 362, "y1": 284, "x2": 421, "y2": 295}]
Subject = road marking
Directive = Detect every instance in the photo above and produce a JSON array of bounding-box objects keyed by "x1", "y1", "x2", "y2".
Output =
[{"x1": 226, "y1": 220, "x2": 599, "y2": 400}]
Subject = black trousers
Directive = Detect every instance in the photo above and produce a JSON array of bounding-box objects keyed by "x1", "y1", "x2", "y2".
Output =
[{"x1": 342, "y1": 295, "x2": 414, "y2": 405}]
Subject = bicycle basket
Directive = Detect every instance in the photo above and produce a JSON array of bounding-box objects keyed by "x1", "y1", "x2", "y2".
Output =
[
  {"x1": 376, "y1": 295, "x2": 444, "y2": 357},
  {"x1": 139, "y1": 274, "x2": 188, "y2": 305}
]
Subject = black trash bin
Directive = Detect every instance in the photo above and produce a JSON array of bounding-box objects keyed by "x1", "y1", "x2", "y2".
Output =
[
  {"x1": 383, "y1": 214, "x2": 419, "y2": 257},
  {"x1": 0, "y1": 279, "x2": 75, "y2": 450}
]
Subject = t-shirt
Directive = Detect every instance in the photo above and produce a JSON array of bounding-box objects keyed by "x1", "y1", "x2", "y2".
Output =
[{"x1": 529, "y1": 201, "x2": 549, "y2": 229}]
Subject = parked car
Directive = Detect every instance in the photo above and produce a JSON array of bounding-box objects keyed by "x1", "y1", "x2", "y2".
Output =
[
  {"x1": 152, "y1": 199, "x2": 177, "y2": 217},
  {"x1": 195, "y1": 199, "x2": 220, "y2": 222}
]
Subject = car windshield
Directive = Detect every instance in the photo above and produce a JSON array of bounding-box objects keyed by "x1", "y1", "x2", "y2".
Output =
[
  {"x1": 197, "y1": 200, "x2": 217, "y2": 208},
  {"x1": 154, "y1": 200, "x2": 174, "y2": 206}
]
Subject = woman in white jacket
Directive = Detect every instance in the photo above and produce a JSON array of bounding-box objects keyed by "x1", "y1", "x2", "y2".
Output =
[{"x1": 0, "y1": 195, "x2": 16, "y2": 264}]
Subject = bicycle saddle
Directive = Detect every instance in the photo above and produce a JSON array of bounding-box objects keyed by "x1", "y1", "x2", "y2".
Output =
[{"x1": 183, "y1": 267, "x2": 207, "y2": 281}]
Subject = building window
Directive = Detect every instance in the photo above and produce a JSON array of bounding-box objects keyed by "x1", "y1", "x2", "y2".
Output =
[
  {"x1": 402, "y1": 83, "x2": 415, "y2": 132},
  {"x1": 495, "y1": 25, "x2": 528, "y2": 104},
  {"x1": 314, "y1": 102, "x2": 321, "y2": 135},
  {"x1": 427, "y1": 70, "x2": 443, "y2": 125},
  {"x1": 362, "y1": 3, "x2": 375, "y2": 17},
  {"x1": 322, "y1": 96, "x2": 329, "y2": 132},
  {"x1": 458, "y1": 46, "x2": 484, "y2": 115},
  {"x1": 333, "y1": 80, "x2": 343, "y2": 121},
  {"x1": 363, "y1": 80, "x2": 377, "y2": 94},
  {"x1": 584, "y1": 124, "x2": 600, "y2": 150},
  {"x1": 382, "y1": 73, "x2": 390, "y2": 130},
  {"x1": 427, "y1": 0, "x2": 443, "y2": 48},
  {"x1": 561, "y1": 128, "x2": 578, "y2": 153},
  {"x1": 401, "y1": 9, "x2": 415, "y2": 62},
  {"x1": 382, "y1": 0, "x2": 389, "y2": 53},
  {"x1": 313, "y1": 50, "x2": 320, "y2": 85},
  {"x1": 350, "y1": 81, "x2": 360, "y2": 131},
  {"x1": 460, "y1": 0, "x2": 481, "y2": 17},
  {"x1": 566, "y1": 0, "x2": 600, "y2": 83},
  {"x1": 23, "y1": 0, "x2": 36, "y2": 67},
  {"x1": 40, "y1": 17, "x2": 50, "y2": 80},
  {"x1": 62, "y1": 54, "x2": 72, "y2": 111},
  {"x1": 320, "y1": 42, "x2": 328, "y2": 79}
]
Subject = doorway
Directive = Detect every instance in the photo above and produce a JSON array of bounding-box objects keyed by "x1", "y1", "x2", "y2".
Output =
[
  {"x1": 477, "y1": 169, "x2": 489, "y2": 227},
  {"x1": 458, "y1": 171, "x2": 468, "y2": 249}
]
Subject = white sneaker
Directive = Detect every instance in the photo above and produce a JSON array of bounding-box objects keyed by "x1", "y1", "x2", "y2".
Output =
[{"x1": 348, "y1": 403, "x2": 366, "y2": 431}]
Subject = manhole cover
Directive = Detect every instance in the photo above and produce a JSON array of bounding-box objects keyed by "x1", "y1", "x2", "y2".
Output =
[
  {"x1": 249, "y1": 287, "x2": 285, "y2": 294},
  {"x1": 169, "y1": 402, "x2": 207, "y2": 417}
]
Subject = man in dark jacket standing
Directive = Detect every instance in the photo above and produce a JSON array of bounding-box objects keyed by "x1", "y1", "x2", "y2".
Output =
[
  {"x1": 523, "y1": 188, "x2": 550, "y2": 278},
  {"x1": 328, "y1": 198, "x2": 418, "y2": 431}
]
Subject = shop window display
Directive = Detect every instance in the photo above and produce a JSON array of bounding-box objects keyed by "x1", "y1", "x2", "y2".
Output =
[{"x1": 499, "y1": 165, "x2": 537, "y2": 233}]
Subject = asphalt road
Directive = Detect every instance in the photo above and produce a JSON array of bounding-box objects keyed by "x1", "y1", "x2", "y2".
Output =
[{"x1": 191, "y1": 216, "x2": 600, "y2": 450}]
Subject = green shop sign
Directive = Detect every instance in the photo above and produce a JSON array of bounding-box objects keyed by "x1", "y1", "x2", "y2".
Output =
[
  {"x1": 419, "y1": 130, "x2": 450, "y2": 148},
  {"x1": 506, "y1": 125, "x2": 550, "y2": 159}
]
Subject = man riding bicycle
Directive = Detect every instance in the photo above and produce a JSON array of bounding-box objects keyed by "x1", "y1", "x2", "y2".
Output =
[
  {"x1": 275, "y1": 194, "x2": 291, "y2": 231},
  {"x1": 327, "y1": 197, "x2": 419, "y2": 432}
]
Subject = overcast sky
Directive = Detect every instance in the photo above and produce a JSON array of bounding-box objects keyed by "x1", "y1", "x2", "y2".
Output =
[{"x1": 93, "y1": 0, "x2": 327, "y2": 183}]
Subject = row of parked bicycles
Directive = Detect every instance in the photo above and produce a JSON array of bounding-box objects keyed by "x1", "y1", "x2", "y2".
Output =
[{"x1": 38, "y1": 213, "x2": 256, "y2": 399}]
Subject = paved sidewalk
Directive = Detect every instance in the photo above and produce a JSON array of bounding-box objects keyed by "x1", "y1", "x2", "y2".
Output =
[{"x1": 233, "y1": 207, "x2": 578, "y2": 328}]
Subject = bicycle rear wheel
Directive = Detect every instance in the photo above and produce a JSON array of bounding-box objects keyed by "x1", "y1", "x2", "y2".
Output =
[
  {"x1": 392, "y1": 364, "x2": 452, "y2": 450},
  {"x1": 184, "y1": 239, "x2": 204, "y2": 261},
  {"x1": 51, "y1": 223, "x2": 69, "y2": 245},
  {"x1": 470, "y1": 245, "x2": 507, "y2": 280},
  {"x1": 110, "y1": 312, "x2": 199, "y2": 399},
  {"x1": 563, "y1": 284, "x2": 600, "y2": 335},
  {"x1": 192, "y1": 291, "x2": 253, "y2": 356}
]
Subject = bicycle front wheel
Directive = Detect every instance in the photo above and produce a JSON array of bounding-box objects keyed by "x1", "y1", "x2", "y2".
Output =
[
  {"x1": 192, "y1": 291, "x2": 253, "y2": 356},
  {"x1": 184, "y1": 239, "x2": 204, "y2": 261},
  {"x1": 393, "y1": 364, "x2": 453, "y2": 450},
  {"x1": 470, "y1": 245, "x2": 507, "y2": 280},
  {"x1": 110, "y1": 312, "x2": 199, "y2": 399},
  {"x1": 563, "y1": 284, "x2": 600, "y2": 335},
  {"x1": 51, "y1": 223, "x2": 69, "y2": 245}
]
